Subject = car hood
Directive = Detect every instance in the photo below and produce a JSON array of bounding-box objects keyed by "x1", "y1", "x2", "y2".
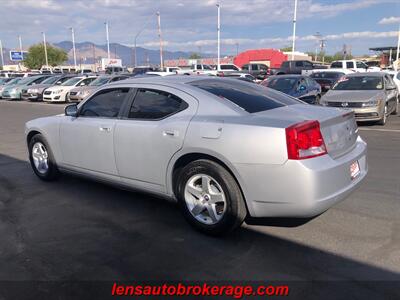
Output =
[{"x1": 322, "y1": 90, "x2": 383, "y2": 102}]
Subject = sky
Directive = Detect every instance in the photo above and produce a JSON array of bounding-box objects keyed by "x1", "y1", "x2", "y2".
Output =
[{"x1": 0, "y1": 0, "x2": 399, "y2": 55}]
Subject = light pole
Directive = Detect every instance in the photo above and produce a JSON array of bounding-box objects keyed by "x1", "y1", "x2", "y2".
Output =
[
  {"x1": 42, "y1": 32, "x2": 49, "y2": 67},
  {"x1": 70, "y1": 28, "x2": 77, "y2": 68},
  {"x1": 313, "y1": 32, "x2": 322, "y2": 62},
  {"x1": 18, "y1": 35, "x2": 23, "y2": 54},
  {"x1": 157, "y1": 12, "x2": 164, "y2": 70},
  {"x1": 216, "y1": 4, "x2": 221, "y2": 71},
  {"x1": 0, "y1": 40, "x2": 4, "y2": 68},
  {"x1": 395, "y1": 24, "x2": 400, "y2": 71},
  {"x1": 291, "y1": 0, "x2": 298, "y2": 60},
  {"x1": 134, "y1": 17, "x2": 151, "y2": 67},
  {"x1": 105, "y1": 21, "x2": 110, "y2": 60}
]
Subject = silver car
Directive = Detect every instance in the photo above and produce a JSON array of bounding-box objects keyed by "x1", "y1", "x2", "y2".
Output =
[
  {"x1": 320, "y1": 72, "x2": 398, "y2": 125},
  {"x1": 25, "y1": 76, "x2": 367, "y2": 235}
]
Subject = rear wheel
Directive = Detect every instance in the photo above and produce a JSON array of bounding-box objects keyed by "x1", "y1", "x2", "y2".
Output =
[
  {"x1": 377, "y1": 104, "x2": 388, "y2": 126},
  {"x1": 391, "y1": 98, "x2": 398, "y2": 115},
  {"x1": 176, "y1": 159, "x2": 247, "y2": 235},
  {"x1": 28, "y1": 134, "x2": 59, "y2": 181}
]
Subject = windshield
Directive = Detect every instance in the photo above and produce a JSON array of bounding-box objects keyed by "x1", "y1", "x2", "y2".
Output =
[
  {"x1": 6, "y1": 78, "x2": 22, "y2": 85},
  {"x1": 311, "y1": 72, "x2": 343, "y2": 79},
  {"x1": 61, "y1": 77, "x2": 82, "y2": 86},
  {"x1": 89, "y1": 77, "x2": 110, "y2": 86},
  {"x1": 189, "y1": 79, "x2": 299, "y2": 113},
  {"x1": 18, "y1": 77, "x2": 36, "y2": 85},
  {"x1": 0, "y1": 78, "x2": 11, "y2": 84},
  {"x1": 41, "y1": 76, "x2": 61, "y2": 84},
  {"x1": 332, "y1": 76, "x2": 383, "y2": 90},
  {"x1": 262, "y1": 77, "x2": 297, "y2": 92}
]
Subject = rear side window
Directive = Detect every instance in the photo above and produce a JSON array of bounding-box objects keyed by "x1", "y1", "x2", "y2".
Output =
[
  {"x1": 346, "y1": 62, "x2": 354, "y2": 69},
  {"x1": 189, "y1": 79, "x2": 299, "y2": 113},
  {"x1": 129, "y1": 89, "x2": 188, "y2": 119},
  {"x1": 80, "y1": 88, "x2": 129, "y2": 118},
  {"x1": 330, "y1": 62, "x2": 342, "y2": 68}
]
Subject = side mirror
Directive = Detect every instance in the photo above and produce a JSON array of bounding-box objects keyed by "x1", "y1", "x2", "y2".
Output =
[{"x1": 65, "y1": 104, "x2": 78, "y2": 117}]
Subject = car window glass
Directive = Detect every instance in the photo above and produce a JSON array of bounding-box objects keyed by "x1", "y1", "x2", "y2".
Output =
[
  {"x1": 330, "y1": 62, "x2": 342, "y2": 68},
  {"x1": 189, "y1": 79, "x2": 299, "y2": 113},
  {"x1": 346, "y1": 62, "x2": 353, "y2": 68},
  {"x1": 128, "y1": 89, "x2": 188, "y2": 119},
  {"x1": 251, "y1": 65, "x2": 259, "y2": 71},
  {"x1": 356, "y1": 62, "x2": 365, "y2": 68},
  {"x1": 242, "y1": 65, "x2": 249, "y2": 71},
  {"x1": 80, "y1": 88, "x2": 129, "y2": 118},
  {"x1": 295, "y1": 61, "x2": 304, "y2": 67},
  {"x1": 397, "y1": 72, "x2": 400, "y2": 80},
  {"x1": 233, "y1": 66, "x2": 239, "y2": 71}
]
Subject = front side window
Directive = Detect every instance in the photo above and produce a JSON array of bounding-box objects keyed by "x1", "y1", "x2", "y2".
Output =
[
  {"x1": 129, "y1": 89, "x2": 188, "y2": 119},
  {"x1": 259, "y1": 64, "x2": 268, "y2": 71},
  {"x1": 242, "y1": 65, "x2": 249, "y2": 71},
  {"x1": 251, "y1": 64, "x2": 259, "y2": 71},
  {"x1": 80, "y1": 88, "x2": 129, "y2": 118},
  {"x1": 295, "y1": 61, "x2": 304, "y2": 67},
  {"x1": 356, "y1": 61, "x2": 366, "y2": 68},
  {"x1": 346, "y1": 62, "x2": 354, "y2": 69}
]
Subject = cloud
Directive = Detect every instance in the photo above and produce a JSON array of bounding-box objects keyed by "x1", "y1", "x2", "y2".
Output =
[{"x1": 378, "y1": 16, "x2": 400, "y2": 25}]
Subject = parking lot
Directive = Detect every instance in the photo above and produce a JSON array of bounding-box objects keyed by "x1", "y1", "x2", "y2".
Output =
[{"x1": 0, "y1": 100, "x2": 399, "y2": 298}]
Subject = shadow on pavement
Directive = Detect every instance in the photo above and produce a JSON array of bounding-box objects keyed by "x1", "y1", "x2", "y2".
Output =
[{"x1": 0, "y1": 153, "x2": 399, "y2": 299}]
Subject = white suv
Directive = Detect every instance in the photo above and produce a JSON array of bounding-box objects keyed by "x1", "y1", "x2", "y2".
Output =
[{"x1": 330, "y1": 60, "x2": 369, "y2": 72}]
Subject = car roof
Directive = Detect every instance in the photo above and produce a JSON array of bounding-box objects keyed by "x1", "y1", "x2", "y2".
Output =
[
  {"x1": 345, "y1": 72, "x2": 385, "y2": 77},
  {"x1": 269, "y1": 74, "x2": 304, "y2": 79}
]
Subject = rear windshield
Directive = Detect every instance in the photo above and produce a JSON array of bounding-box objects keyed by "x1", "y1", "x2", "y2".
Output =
[
  {"x1": 311, "y1": 72, "x2": 343, "y2": 79},
  {"x1": 188, "y1": 79, "x2": 299, "y2": 113},
  {"x1": 262, "y1": 77, "x2": 297, "y2": 92}
]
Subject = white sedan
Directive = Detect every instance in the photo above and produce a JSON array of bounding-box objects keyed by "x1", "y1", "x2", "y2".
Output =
[{"x1": 43, "y1": 76, "x2": 97, "y2": 102}]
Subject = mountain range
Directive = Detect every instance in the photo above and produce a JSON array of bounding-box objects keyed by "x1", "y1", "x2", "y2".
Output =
[{"x1": 1, "y1": 41, "x2": 210, "y2": 67}]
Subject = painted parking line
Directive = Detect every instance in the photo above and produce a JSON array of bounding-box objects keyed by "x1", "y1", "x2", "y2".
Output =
[{"x1": 358, "y1": 128, "x2": 400, "y2": 133}]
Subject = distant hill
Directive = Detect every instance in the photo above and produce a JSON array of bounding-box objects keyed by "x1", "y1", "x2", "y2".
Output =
[{"x1": 53, "y1": 41, "x2": 208, "y2": 66}]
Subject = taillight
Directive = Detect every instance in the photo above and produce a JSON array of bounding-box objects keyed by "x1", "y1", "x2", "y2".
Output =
[{"x1": 285, "y1": 120, "x2": 327, "y2": 160}]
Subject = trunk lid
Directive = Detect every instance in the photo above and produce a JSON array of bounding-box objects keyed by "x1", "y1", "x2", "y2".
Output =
[{"x1": 253, "y1": 104, "x2": 359, "y2": 159}]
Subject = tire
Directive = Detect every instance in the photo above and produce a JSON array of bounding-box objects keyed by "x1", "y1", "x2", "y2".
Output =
[
  {"x1": 391, "y1": 98, "x2": 398, "y2": 115},
  {"x1": 28, "y1": 134, "x2": 59, "y2": 181},
  {"x1": 377, "y1": 104, "x2": 388, "y2": 126},
  {"x1": 176, "y1": 159, "x2": 247, "y2": 235}
]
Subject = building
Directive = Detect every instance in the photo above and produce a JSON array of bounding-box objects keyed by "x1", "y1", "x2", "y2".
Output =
[{"x1": 233, "y1": 49, "x2": 288, "y2": 68}]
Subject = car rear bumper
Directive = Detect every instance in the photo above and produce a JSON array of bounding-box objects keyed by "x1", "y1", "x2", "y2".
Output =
[{"x1": 235, "y1": 136, "x2": 367, "y2": 218}]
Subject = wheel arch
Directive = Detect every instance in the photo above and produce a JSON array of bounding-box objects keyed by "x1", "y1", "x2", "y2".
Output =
[
  {"x1": 26, "y1": 130, "x2": 42, "y2": 146},
  {"x1": 167, "y1": 150, "x2": 251, "y2": 215}
]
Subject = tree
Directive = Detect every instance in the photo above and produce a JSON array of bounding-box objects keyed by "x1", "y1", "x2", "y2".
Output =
[
  {"x1": 24, "y1": 43, "x2": 68, "y2": 69},
  {"x1": 189, "y1": 53, "x2": 201, "y2": 59},
  {"x1": 280, "y1": 46, "x2": 293, "y2": 52}
]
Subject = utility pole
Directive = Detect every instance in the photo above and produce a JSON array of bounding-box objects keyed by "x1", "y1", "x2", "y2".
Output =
[
  {"x1": 134, "y1": 17, "x2": 151, "y2": 68},
  {"x1": 0, "y1": 40, "x2": 4, "y2": 68},
  {"x1": 313, "y1": 32, "x2": 322, "y2": 62},
  {"x1": 156, "y1": 12, "x2": 164, "y2": 70},
  {"x1": 291, "y1": 0, "x2": 298, "y2": 60},
  {"x1": 42, "y1": 32, "x2": 48, "y2": 67},
  {"x1": 105, "y1": 21, "x2": 110, "y2": 60},
  {"x1": 216, "y1": 4, "x2": 221, "y2": 71},
  {"x1": 396, "y1": 24, "x2": 400, "y2": 71},
  {"x1": 18, "y1": 35, "x2": 23, "y2": 70},
  {"x1": 92, "y1": 43, "x2": 96, "y2": 71},
  {"x1": 114, "y1": 45, "x2": 117, "y2": 59},
  {"x1": 70, "y1": 28, "x2": 77, "y2": 68}
]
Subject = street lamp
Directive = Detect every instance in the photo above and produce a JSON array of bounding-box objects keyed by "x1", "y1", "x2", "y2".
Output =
[
  {"x1": 157, "y1": 12, "x2": 164, "y2": 70},
  {"x1": 105, "y1": 21, "x2": 110, "y2": 60},
  {"x1": 134, "y1": 17, "x2": 151, "y2": 67},
  {"x1": 216, "y1": 4, "x2": 221, "y2": 71},
  {"x1": 291, "y1": 0, "x2": 298, "y2": 60},
  {"x1": 0, "y1": 40, "x2": 4, "y2": 68},
  {"x1": 42, "y1": 32, "x2": 49, "y2": 67},
  {"x1": 70, "y1": 28, "x2": 77, "y2": 68}
]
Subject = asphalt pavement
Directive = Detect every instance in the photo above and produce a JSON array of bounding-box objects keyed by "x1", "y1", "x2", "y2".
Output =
[{"x1": 0, "y1": 100, "x2": 399, "y2": 299}]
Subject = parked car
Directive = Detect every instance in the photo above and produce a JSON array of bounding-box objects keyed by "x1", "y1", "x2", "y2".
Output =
[
  {"x1": 145, "y1": 71, "x2": 177, "y2": 77},
  {"x1": 68, "y1": 75, "x2": 129, "y2": 102},
  {"x1": 320, "y1": 72, "x2": 398, "y2": 125},
  {"x1": 131, "y1": 66, "x2": 157, "y2": 76},
  {"x1": 330, "y1": 60, "x2": 369, "y2": 72},
  {"x1": 384, "y1": 70, "x2": 400, "y2": 91},
  {"x1": 0, "y1": 78, "x2": 23, "y2": 98},
  {"x1": 222, "y1": 72, "x2": 256, "y2": 82},
  {"x1": 43, "y1": 76, "x2": 97, "y2": 103},
  {"x1": 277, "y1": 60, "x2": 326, "y2": 75},
  {"x1": 310, "y1": 70, "x2": 349, "y2": 92},
  {"x1": 219, "y1": 64, "x2": 241, "y2": 71},
  {"x1": 176, "y1": 64, "x2": 217, "y2": 76},
  {"x1": 25, "y1": 76, "x2": 367, "y2": 235},
  {"x1": 22, "y1": 75, "x2": 77, "y2": 101},
  {"x1": 241, "y1": 63, "x2": 269, "y2": 80},
  {"x1": 261, "y1": 75, "x2": 321, "y2": 104},
  {"x1": 1, "y1": 75, "x2": 52, "y2": 100}
]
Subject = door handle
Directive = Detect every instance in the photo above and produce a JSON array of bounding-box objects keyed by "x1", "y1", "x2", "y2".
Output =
[
  {"x1": 163, "y1": 130, "x2": 178, "y2": 137},
  {"x1": 99, "y1": 126, "x2": 112, "y2": 132}
]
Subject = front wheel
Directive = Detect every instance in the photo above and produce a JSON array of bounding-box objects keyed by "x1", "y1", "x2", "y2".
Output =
[
  {"x1": 377, "y1": 104, "x2": 388, "y2": 126},
  {"x1": 176, "y1": 159, "x2": 247, "y2": 235},
  {"x1": 391, "y1": 98, "x2": 398, "y2": 115},
  {"x1": 28, "y1": 134, "x2": 59, "y2": 181}
]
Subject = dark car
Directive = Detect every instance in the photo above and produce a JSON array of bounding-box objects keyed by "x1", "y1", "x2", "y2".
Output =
[
  {"x1": 241, "y1": 63, "x2": 270, "y2": 80},
  {"x1": 310, "y1": 71, "x2": 348, "y2": 93},
  {"x1": 261, "y1": 75, "x2": 322, "y2": 104},
  {"x1": 277, "y1": 60, "x2": 327, "y2": 75},
  {"x1": 131, "y1": 66, "x2": 157, "y2": 76}
]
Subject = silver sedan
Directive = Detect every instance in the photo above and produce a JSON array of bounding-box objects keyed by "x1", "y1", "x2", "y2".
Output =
[{"x1": 25, "y1": 76, "x2": 368, "y2": 235}]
